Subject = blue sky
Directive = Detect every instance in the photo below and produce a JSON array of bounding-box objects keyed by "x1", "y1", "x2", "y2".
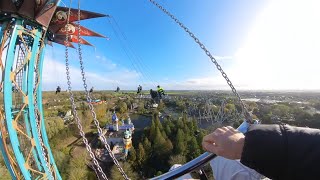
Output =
[{"x1": 43, "y1": 0, "x2": 320, "y2": 90}]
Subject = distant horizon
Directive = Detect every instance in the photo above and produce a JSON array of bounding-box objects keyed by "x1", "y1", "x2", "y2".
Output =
[{"x1": 43, "y1": 89, "x2": 320, "y2": 93}]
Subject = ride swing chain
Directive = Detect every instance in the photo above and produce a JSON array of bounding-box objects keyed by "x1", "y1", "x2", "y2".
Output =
[
  {"x1": 75, "y1": 1, "x2": 129, "y2": 179},
  {"x1": 148, "y1": 0, "x2": 253, "y2": 123},
  {"x1": 34, "y1": 31, "x2": 55, "y2": 179},
  {"x1": 64, "y1": 1, "x2": 110, "y2": 180}
]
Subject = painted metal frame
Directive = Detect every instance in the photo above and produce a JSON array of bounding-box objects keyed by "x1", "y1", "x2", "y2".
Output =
[
  {"x1": 2, "y1": 19, "x2": 31, "y2": 179},
  {"x1": 26, "y1": 20, "x2": 53, "y2": 179},
  {"x1": 1, "y1": 18, "x2": 61, "y2": 180},
  {"x1": 0, "y1": 21, "x2": 18, "y2": 180}
]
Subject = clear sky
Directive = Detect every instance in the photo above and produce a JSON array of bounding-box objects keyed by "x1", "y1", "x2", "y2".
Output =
[{"x1": 42, "y1": 0, "x2": 320, "y2": 91}]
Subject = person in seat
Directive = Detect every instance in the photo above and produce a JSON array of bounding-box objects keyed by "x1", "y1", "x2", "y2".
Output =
[
  {"x1": 115, "y1": 86, "x2": 120, "y2": 92},
  {"x1": 157, "y1": 85, "x2": 165, "y2": 98},
  {"x1": 137, "y1": 85, "x2": 142, "y2": 94},
  {"x1": 150, "y1": 89, "x2": 160, "y2": 104},
  {"x1": 56, "y1": 86, "x2": 61, "y2": 94}
]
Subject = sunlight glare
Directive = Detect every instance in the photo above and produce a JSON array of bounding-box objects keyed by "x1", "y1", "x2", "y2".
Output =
[{"x1": 232, "y1": 0, "x2": 320, "y2": 90}]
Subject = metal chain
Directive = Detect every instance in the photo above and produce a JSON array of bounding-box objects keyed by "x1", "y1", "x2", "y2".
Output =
[
  {"x1": 76, "y1": 1, "x2": 129, "y2": 179},
  {"x1": 33, "y1": 30, "x2": 54, "y2": 179},
  {"x1": 64, "y1": 1, "x2": 109, "y2": 180},
  {"x1": 149, "y1": 0, "x2": 252, "y2": 123}
]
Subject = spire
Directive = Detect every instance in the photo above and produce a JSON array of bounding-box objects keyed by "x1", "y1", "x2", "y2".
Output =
[
  {"x1": 112, "y1": 112, "x2": 119, "y2": 131},
  {"x1": 127, "y1": 116, "x2": 132, "y2": 125},
  {"x1": 112, "y1": 112, "x2": 118, "y2": 122}
]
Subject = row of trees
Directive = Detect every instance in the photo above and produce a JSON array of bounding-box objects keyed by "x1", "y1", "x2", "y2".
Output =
[{"x1": 253, "y1": 102, "x2": 320, "y2": 128}]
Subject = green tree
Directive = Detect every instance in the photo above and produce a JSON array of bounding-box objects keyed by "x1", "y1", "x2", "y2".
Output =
[
  {"x1": 52, "y1": 150, "x2": 69, "y2": 177},
  {"x1": 149, "y1": 120, "x2": 157, "y2": 141},
  {"x1": 78, "y1": 109, "x2": 93, "y2": 130},
  {"x1": 153, "y1": 113, "x2": 163, "y2": 130},
  {"x1": 143, "y1": 137, "x2": 152, "y2": 158},
  {"x1": 67, "y1": 151, "x2": 89, "y2": 180},
  {"x1": 157, "y1": 101, "x2": 165, "y2": 111},
  {"x1": 164, "y1": 125, "x2": 172, "y2": 137},
  {"x1": 272, "y1": 104, "x2": 290, "y2": 117},
  {"x1": 136, "y1": 143, "x2": 146, "y2": 167},
  {"x1": 153, "y1": 128, "x2": 167, "y2": 156},
  {"x1": 110, "y1": 162, "x2": 139, "y2": 180},
  {"x1": 164, "y1": 139, "x2": 173, "y2": 154},
  {"x1": 177, "y1": 118, "x2": 184, "y2": 129},
  {"x1": 187, "y1": 136, "x2": 201, "y2": 160},
  {"x1": 196, "y1": 130, "x2": 205, "y2": 147},
  {"x1": 174, "y1": 129, "x2": 186, "y2": 155},
  {"x1": 118, "y1": 102, "x2": 128, "y2": 114},
  {"x1": 168, "y1": 154, "x2": 187, "y2": 166},
  {"x1": 246, "y1": 101, "x2": 258, "y2": 111},
  {"x1": 128, "y1": 147, "x2": 136, "y2": 164},
  {"x1": 137, "y1": 102, "x2": 146, "y2": 114},
  {"x1": 45, "y1": 117, "x2": 65, "y2": 139}
]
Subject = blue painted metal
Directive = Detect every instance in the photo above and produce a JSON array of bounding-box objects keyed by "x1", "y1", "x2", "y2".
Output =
[
  {"x1": 3, "y1": 19, "x2": 32, "y2": 180},
  {"x1": 0, "y1": 21, "x2": 17, "y2": 180},
  {"x1": 25, "y1": 24, "x2": 53, "y2": 179},
  {"x1": 37, "y1": 39, "x2": 62, "y2": 180},
  {"x1": 21, "y1": 39, "x2": 42, "y2": 171}
]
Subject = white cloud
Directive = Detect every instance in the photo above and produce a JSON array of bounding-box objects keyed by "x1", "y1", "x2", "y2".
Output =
[
  {"x1": 42, "y1": 55, "x2": 140, "y2": 91},
  {"x1": 95, "y1": 55, "x2": 117, "y2": 70},
  {"x1": 160, "y1": 77, "x2": 231, "y2": 90}
]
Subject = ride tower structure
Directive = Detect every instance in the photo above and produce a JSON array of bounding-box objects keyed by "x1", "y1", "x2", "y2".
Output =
[{"x1": 0, "y1": 1, "x2": 106, "y2": 179}]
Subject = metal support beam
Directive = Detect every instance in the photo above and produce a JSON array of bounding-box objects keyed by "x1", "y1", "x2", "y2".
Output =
[
  {"x1": 25, "y1": 22, "x2": 53, "y2": 179},
  {"x1": 3, "y1": 19, "x2": 32, "y2": 179},
  {"x1": 0, "y1": 21, "x2": 18, "y2": 180},
  {"x1": 1, "y1": 18, "x2": 61, "y2": 180}
]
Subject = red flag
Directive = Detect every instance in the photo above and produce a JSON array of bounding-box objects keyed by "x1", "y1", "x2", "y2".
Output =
[
  {"x1": 35, "y1": 0, "x2": 60, "y2": 28},
  {"x1": 54, "y1": 35, "x2": 93, "y2": 46},
  {"x1": 55, "y1": 23, "x2": 106, "y2": 38},
  {"x1": 50, "y1": 7, "x2": 107, "y2": 26}
]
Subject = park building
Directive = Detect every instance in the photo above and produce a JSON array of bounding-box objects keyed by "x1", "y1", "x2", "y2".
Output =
[{"x1": 95, "y1": 113, "x2": 135, "y2": 162}]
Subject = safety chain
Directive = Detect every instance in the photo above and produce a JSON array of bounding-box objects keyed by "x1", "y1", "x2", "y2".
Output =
[
  {"x1": 33, "y1": 30, "x2": 54, "y2": 179},
  {"x1": 64, "y1": 2, "x2": 109, "y2": 180},
  {"x1": 76, "y1": 1, "x2": 129, "y2": 179},
  {"x1": 149, "y1": 0, "x2": 252, "y2": 123}
]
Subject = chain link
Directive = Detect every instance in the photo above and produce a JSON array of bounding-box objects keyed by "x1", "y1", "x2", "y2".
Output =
[
  {"x1": 149, "y1": 0, "x2": 252, "y2": 123},
  {"x1": 64, "y1": 1, "x2": 109, "y2": 179},
  {"x1": 33, "y1": 30, "x2": 54, "y2": 179},
  {"x1": 75, "y1": 1, "x2": 129, "y2": 179}
]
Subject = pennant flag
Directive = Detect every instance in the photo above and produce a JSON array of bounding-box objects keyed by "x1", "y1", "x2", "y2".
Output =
[
  {"x1": 36, "y1": 0, "x2": 60, "y2": 28},
  {"x1": 55, "y1": 23, "x2": 106, "y2": 38},
  {"x1": 54, "y1": 35, "x2": 93, "y2": 46}
]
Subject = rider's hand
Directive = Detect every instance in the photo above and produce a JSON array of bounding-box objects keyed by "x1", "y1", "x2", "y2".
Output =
[{"x1": 202, "y1": 126, "x2": 245, "y2": 160}]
